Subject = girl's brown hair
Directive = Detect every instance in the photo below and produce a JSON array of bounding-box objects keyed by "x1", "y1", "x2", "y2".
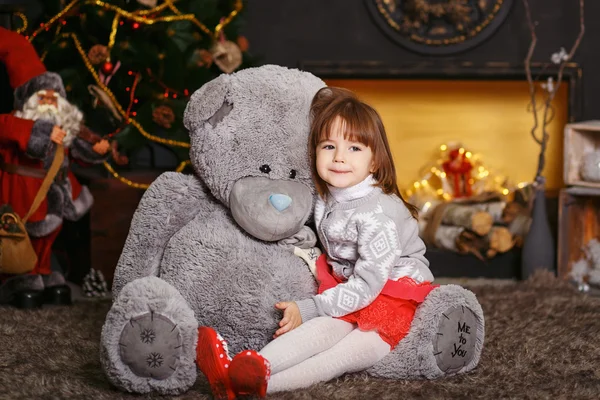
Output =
[{"x1": 309, "y1": 86, "x2": 418, "y2": 218}]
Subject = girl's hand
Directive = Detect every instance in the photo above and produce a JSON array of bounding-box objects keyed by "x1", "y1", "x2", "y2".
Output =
[{"x1": 274, "y1": 301, "x2": 302, "y2": 338}]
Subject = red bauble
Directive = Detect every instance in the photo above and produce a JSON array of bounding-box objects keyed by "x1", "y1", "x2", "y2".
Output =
[{"x1": 101, "y1": 61, "x2": 114, "y2": 74}]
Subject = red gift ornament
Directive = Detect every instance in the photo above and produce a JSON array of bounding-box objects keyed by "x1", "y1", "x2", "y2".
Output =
[{"x1": 442, "y1": 148, "x2": 473, "y2": 198}]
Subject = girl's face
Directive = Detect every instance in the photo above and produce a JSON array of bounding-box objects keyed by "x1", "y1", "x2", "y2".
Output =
[{"x1": 316, "y1": 117, "x2": 374, "y2": 189}]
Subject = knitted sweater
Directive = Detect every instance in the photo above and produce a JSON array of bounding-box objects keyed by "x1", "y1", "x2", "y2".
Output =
[{"x1": 296, "y1": 176, "x2": 433, "y2": 322}]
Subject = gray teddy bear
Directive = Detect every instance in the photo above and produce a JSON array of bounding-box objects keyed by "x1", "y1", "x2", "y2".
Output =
[{"x1": 100, "y1": 65, "x2": 485, "y2": 395}]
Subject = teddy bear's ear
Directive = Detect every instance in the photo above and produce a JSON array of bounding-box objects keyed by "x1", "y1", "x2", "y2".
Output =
[{"x1": 184, "y1": 74, "x2": 232, "y2": 132}]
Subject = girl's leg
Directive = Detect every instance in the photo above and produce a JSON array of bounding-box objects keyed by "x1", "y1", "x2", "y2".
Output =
[
  {"x1": 267, "y1": 329, "x2": 391, "y2": 393},
  {"x1": 259, "y1": 316, "x2": 355, "y2": 375}
]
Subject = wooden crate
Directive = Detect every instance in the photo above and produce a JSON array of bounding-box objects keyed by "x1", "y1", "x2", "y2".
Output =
[
  {"x1": 557, "y1": 186, "x2": 600, "y2": 279},
  {"x1": 564, "y1": 120, "x2": 600, "y2": 187}
]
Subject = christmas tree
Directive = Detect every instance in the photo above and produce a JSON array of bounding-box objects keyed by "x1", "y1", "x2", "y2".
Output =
[{"x1": 21, "y1": 0, "x2": 252, "y2": 188}]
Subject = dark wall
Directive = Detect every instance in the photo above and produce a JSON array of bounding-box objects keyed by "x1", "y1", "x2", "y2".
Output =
[{"x1": 241, "y1": 0, "x2": 599, "y2": 120}]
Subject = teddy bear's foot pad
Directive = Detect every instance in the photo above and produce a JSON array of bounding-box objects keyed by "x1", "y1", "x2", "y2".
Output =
[
  {"x1": 433, "y1": 305, "x2": 479, "y2": 374},
  {"x1": 100, "y1": 276, "x2": 198, "y2": 394},
  {"x1": 119, "y1": 312, "x2": 183, "y2": 380}
]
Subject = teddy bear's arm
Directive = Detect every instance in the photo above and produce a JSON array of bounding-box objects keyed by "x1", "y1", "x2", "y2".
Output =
[{"x1": 111, "y1": 171, "x2": 207, "y2": 298}]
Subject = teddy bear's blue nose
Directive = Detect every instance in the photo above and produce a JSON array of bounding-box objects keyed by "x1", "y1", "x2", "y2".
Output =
[{"x1": 269, "y1": 194, "x2": 292, "y2": 212}]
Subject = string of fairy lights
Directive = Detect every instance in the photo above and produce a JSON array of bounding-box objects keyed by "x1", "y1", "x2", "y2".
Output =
[
  {"x1": 404, "y1": 143, "x2": 528, "y2": 215},
  {"x1": 15, "y1": 0, "x2": 243, "y2": 189}
]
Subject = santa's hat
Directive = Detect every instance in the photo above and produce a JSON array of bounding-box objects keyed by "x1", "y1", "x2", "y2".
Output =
[{"x1": 0, "y1": 27, "x2": 66, "y2": 110}]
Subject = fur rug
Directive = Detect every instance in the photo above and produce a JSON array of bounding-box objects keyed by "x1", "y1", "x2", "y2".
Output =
[{"x1": 1, "y1": 272, "x2": 599, "y2": 399}]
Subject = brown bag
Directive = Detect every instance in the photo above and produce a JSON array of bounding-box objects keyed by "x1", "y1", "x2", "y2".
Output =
[{"x1": 0, "y1": 145, "x2": 64, "y2": 274}]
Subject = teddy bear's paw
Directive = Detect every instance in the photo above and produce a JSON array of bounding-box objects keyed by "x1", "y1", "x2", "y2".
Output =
[
  {"x1": 119, "y1": 312, "x2": 182, "y2": 380},
  {"x1": 368, "y1": 284, "x2": 485, "y2": 380},
  {"x1": 100, "y1": 276, "x2": 198, "y2": 394},
  {"x1": 431, "y1": 303, "x2": 481, "y2": 375}
]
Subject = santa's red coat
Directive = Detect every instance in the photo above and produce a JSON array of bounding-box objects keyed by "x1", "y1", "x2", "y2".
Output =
[{"x1": 0, "y1": 114, "x2": 82, "y2": 224}]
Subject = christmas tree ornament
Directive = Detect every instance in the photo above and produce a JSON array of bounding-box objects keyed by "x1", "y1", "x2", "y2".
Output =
[
  {"x1": 137, "y1": 0, "x2": 157, "y2": 7},
  {"x1": 88, "y1": 44, "x2": 108, "y2": 65},
  {"x1": 99, "y1": 60, "x2": 121, "y2": 86},
  {"x1": 193, "y1": 48, "x2": 213, "y2": 68},
  {"x1": 101, "y1": 60, "x2": 114, "y2": 74},
  {"x1": 237, "y1": 35, "x2": 249, "y2": 52},
  {"x1": 152, "y1": 105, "x2": 176, "y2": 128},
  {"x1": 210, "y1": 39, "x2": 242, "y2": 74},
  {"x1": 87, "y1": 84, "x2": 122, "y2": 120}
]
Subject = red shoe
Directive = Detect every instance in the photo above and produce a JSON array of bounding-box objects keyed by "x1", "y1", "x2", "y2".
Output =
[
  {"x1": 229, "y1": 350, "x2": 271, "y2": 398},
  {"x1": 196, "y1": 327, "x2": 235, "y2": 400}
]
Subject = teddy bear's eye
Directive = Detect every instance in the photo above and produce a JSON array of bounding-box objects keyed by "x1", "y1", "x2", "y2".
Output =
[
  {"x1": 259, "y1": 164, "x2": 271, "y2": 174},
  {"x1": 289, "y1": 169, "x2": 297, "y2": 179}
]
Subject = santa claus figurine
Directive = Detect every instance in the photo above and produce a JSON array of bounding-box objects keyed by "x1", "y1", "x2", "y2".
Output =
[{"x1": 0, "y1": 27, "x2": 110, "y2": 308}]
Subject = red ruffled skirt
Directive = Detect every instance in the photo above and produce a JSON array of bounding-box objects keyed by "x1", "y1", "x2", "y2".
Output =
[{"x1": 316, "y1": 255, "x2": 438, "y2": 349}]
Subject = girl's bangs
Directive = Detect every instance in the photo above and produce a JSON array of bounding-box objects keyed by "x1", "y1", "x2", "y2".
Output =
[{"x1": 317, "y1": 104, "x2": 376, "y2": 148}]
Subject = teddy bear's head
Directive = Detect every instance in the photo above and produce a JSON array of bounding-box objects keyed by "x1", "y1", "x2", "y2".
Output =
[{"x1": 184, "y1": 65, "x2": 326, "y2": 242}]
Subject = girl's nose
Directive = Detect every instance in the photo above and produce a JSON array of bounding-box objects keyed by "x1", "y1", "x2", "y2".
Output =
[{"x1": 333, "y1": 150, "x2": 345, "y2": 163}]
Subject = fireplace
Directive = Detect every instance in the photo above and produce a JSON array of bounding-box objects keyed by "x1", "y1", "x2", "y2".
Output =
[{"x1": 300, "y1": 61, "x2": 582, "y2": 278}]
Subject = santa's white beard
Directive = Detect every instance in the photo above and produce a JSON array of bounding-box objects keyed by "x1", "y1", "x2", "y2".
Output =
[{"x1": 15, "y1": 94, "x2": 84, "y2": 147}]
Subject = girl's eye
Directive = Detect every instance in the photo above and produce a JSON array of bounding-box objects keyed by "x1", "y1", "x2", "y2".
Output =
[
  {"x1": 322, "y1": 144, "x2": 334, "y2": 150},
  {"x1": 289, "y1": 169, "x2": 297, "y2": 179},
  {"x1": 350, "y1": 146, "x2": 361, "y2": 152},
  {"x1": 259, "y1": 164, "x2": 271, "y2": 173}
]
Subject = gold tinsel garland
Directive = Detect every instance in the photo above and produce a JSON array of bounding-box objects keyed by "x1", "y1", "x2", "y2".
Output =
[
  {"x1": 13, "y1": 12, "x2": 28, "y2": 34},
  {"x1": 27, "y1": 0, "x2": 243, "y2": 188},
  {"x1": 103, "y1": 159, "x2": 191, "y2": 190}
]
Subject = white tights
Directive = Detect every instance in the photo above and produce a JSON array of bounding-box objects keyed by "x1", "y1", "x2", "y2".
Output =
[{"x1": 259, "y1": 317, "x2": 391, "y2": 393}]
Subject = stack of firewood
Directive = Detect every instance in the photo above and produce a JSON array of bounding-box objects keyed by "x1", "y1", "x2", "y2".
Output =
[{"x1": 421, "y1": 194, "x2": 531, "y2": 261}]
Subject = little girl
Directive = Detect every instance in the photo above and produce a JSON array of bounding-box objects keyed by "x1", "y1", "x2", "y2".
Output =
[{"x1": 196, "y1": 87, "x2": 437, "y2": 399}]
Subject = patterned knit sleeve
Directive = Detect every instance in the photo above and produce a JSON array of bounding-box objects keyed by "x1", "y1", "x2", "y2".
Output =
[
  {"x1": 296, "y1": 206, "x2": 401, "y2": 321},
  {"x1": 391, "y1": 210, "x2": 434, "y2": 284}
]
